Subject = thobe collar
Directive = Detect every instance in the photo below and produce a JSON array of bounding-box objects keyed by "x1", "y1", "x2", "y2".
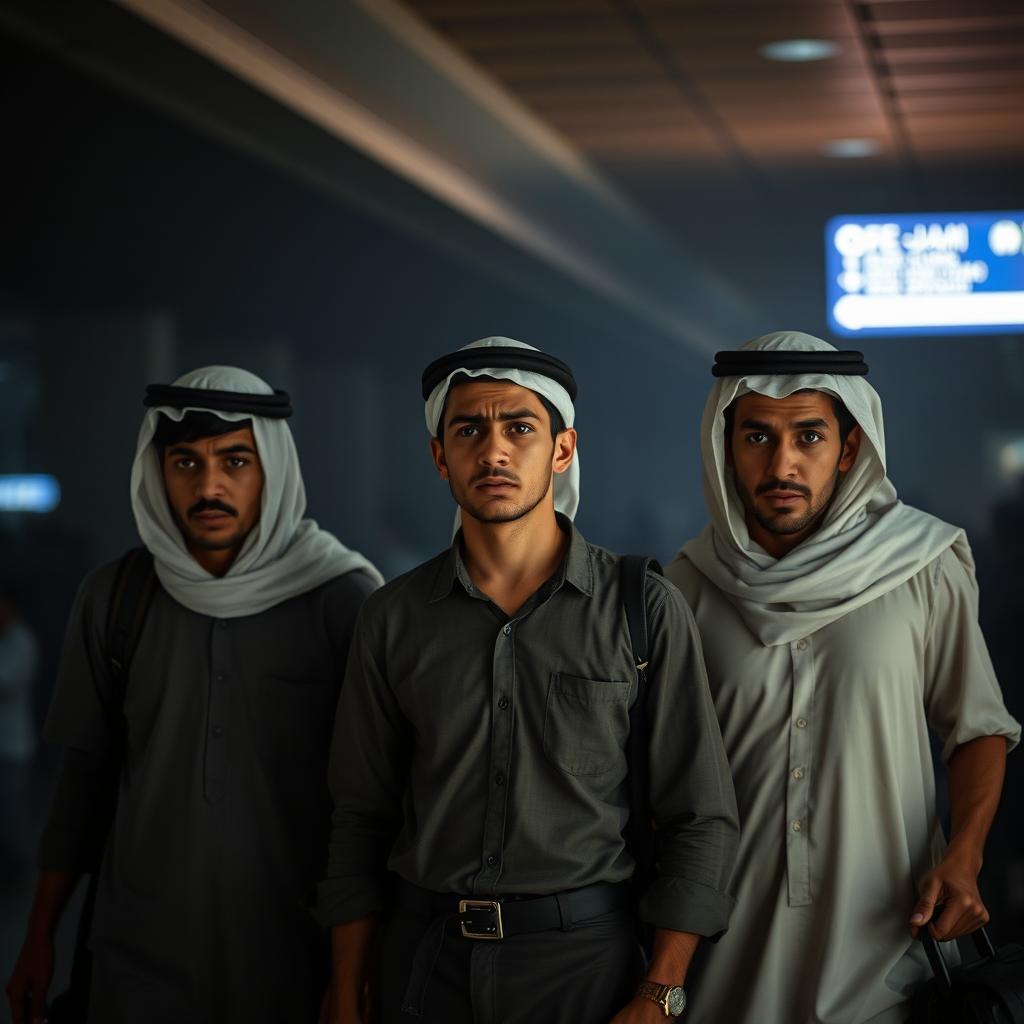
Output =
[{"x1": 429, "y1": 514, "x2": 594, "y2": 604}]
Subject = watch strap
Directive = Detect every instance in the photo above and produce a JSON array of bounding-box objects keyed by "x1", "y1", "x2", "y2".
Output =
[{"x1": 636, "y1": 980, "x2": 672, "y2": 1016}]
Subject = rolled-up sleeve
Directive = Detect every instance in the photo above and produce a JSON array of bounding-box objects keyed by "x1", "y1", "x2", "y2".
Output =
[
  {"x1": 638, "y1": 575, "x2": 739, "y2": 939},
  {"x1": 924, "y1": 546, "x2": 1020, "y2": 762},
  {"x1": 316, "y1": 598, "x2": 411, "y2": 927}
]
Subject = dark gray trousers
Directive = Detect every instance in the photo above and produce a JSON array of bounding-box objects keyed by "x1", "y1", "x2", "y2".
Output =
[{"x1": 379, "y1": 907, "x2": 642, "y2": 1024}]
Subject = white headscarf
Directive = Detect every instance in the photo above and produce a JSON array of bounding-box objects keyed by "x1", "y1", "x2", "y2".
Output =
[
  {"x1": 131, "y1": 365, "x2": 383, "y2": 619},
  {"x1": 423, "y1": 337, "x2": 580, "y2": 528},
  {"x1": 680, "y1": 331, "x2": 966, "y2": 646}
]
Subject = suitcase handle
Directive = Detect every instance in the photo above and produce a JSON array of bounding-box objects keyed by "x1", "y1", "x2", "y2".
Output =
[{"x1": 920, "y1": 911, "x2": 998, "y2": 997}]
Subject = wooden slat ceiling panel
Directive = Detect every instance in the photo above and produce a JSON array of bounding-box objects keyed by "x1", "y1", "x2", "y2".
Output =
[
  {"x1": 632, "y1": 8, "x2": 855, "y2": 39},
  {"x1": 891, "y1": 69, "x2": 1024, "y2": 92},
  {"x1": 515, "y1": 82, "x2": 688, "y2": 105},
  {"x1": 547, "y1": 104, "x2": 702, "y2": 128},
  {"x1": 408, "y1": 0, "x2": 611, "y2": 17},
  {"x1": 440, "y1": 17, "x2": 639, "y2": 51},
  {"x1": 872, "y1": 16, "x2": 1024, "y2": 36},
  {"x1": 873, "y1": 30, "x2": 1024, "y2": 50},
  {"x1": 695, "y1": 72, "x2": 876, "y2": 97},
  {"x1": 906, "y1": 109, "x2": 1024, "y2": 134},
  {"x1": 868, "y1": 0, "x2": 1024, "y2": 19},
  {"x1": 639, "y1": 0, "x2": 841, "y2": 8},
  {"x1": 881, "y1": 43, "x2": 1024, "y2": 64},
  {"x1": 403, "y1": 0, "x2": 1024, "y2": 172},
  {"x1": 899, "y1": 89, "x2": 1024, "y2": 114},
  {"x1": 733, "y1": 114, "x2": 892, "y2": 141}
]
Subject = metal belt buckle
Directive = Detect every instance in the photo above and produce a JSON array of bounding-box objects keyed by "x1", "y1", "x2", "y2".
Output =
[{"x1": 458, "y1": 898, "x2": 504, "y2": 940}]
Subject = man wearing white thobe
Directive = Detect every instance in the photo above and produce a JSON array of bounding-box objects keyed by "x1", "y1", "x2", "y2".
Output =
[{"x1": 667, "y1": 331, "x2": 1019, "y2": 1024}]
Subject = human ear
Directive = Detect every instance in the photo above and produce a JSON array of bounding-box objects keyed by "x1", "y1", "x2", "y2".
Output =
[
  {"x1": 429, "y1": 437, "x2": 449, "y2": 480},
  {"x1": 551, "y1": 428, "x2": 578, "y2": 476},
  {"x1": 839, "y1": 425, "x2": 862, "y2": 472}
]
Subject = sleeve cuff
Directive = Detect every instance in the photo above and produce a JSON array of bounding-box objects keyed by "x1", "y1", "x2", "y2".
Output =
[
  {"x1": 638, "y1": 875, "x2": 735, "y2": 942},
  {"x1": 315, "y1": 878, "x2": 387, "y2": 929}
]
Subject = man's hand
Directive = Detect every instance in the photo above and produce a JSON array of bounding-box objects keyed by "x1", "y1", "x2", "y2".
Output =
[
  {"x1": 909, "y1": 735, "x2": 1008, "y2": 942},
  {"x1": 609, "y1": 994, "x2": 674, "y2": 1023},
  {"x1": 910, "y1": 851, "x2": 989, "y2": 940},
  {"x1": 5, "y1": 931, "x2": 55, "y2": 1024},
  {"x1": 6, "y1": 871, "x2": 80, "y2": 1024}
]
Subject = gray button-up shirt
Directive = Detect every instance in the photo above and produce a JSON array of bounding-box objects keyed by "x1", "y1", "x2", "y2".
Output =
[{"x1": 319, "y1": 523, "x2": 738, "y2": 938}]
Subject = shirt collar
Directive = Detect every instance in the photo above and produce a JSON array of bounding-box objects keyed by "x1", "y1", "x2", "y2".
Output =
[{"x1": 428, "y1": 514, "x2": 593, "y2": 603}]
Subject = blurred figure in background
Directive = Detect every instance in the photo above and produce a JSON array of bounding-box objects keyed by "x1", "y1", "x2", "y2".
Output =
[
  {"x1": 5, "y1": 366, "x2": 381, "y2": 1024},
  {"x1": 0, "y1": 580, "x2": 38, "y2": 876},
  {"x1": 668, "y1": 331, "x2": 1019, "y2": 1024}
]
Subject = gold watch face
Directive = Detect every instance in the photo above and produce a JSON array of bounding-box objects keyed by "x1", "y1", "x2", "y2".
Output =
[{"x1": 666, "y1": 987, "x2": 687, "y2": 1015}]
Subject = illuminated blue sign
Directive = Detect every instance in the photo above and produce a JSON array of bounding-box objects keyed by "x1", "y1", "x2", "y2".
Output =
[
  {"x1": 0, "y1": 475, "x2": 61, "y2": 513},
  {"x1": 826, "y1": 210, "x2": 1024, "y2": 337}
]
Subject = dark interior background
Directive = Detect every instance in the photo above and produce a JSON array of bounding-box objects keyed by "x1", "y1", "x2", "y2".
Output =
[{"x1": 0, "y1": 0, "x2": 1021, "y2": 998}]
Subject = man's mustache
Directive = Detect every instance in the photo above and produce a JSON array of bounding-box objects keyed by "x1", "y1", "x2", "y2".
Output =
[
  {"x1": 188, "y1": 498, "x2": 239, "y2": 517},
  {"x1": 471, "y1": 468, "x2": 519, "y2": 484},
  {"x1": 755, "y1": 478, "x2": 812, "y2": 498}
]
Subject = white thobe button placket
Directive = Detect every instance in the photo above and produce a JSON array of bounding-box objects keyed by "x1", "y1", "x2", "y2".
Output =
[{"x1": 786, "y1": 636, "x2": 815, "y2": 907}]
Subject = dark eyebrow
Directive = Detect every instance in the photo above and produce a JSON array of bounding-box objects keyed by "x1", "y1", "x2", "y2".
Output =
[
  {"x1": 448, "y1": 409, "x2": 540, "y2": 427},
  {"x1": 214, "y1": 443, "x2": 258, "y2": 456},
  {"x1": 739, "y1": 418, "x2": 830, "y2": 432},
  {"x1": 166, "y1": 443, "x2": 257, "y2": 458}
]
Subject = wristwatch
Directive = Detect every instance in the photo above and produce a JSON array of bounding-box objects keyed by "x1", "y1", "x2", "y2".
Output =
[{"x1": 636, "y1": 980, "x2": 687, "y2": 1017}]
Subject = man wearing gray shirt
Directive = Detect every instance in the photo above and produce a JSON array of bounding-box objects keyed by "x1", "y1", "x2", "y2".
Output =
[
  {"x1": 319, "y1": 337, "x2": 738, "y2": 1024},
  {"x1": 6, "y1": 366, "x2": 381, "y2": 1024}
]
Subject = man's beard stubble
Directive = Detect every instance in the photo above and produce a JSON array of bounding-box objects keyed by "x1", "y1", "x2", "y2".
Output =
[
  {"x1": 177, "y1": 497, "x2": 250, "y2": 551},
  {"x1": 738, "y1": 464, "x2": 843, "y2": 538},
  {"x1": 450, "y1": 467, "x2": 553, "y2": 525}
]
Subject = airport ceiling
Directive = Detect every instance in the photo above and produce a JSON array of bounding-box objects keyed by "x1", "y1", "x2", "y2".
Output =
[
  {"x1": 2, "y1": 0, "x2": 1022, "y2": 348},
  {"x1": 406, "y1": 0, "x2": 1024, "y2": 177}
]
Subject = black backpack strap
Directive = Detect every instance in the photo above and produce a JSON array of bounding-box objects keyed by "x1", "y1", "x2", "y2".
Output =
[
  {"x1": 620, "y1": 555, "x2": 663, "y2": 952},
  {"x1": 54, "y1": 548, "x2": 158, "y2": 1019},
  {"x1": 621, "y1": 555, "x2": 658, "y2": 674},
  {"x1": 104, "y1": 546, "x2": 158, "y2": 703}
]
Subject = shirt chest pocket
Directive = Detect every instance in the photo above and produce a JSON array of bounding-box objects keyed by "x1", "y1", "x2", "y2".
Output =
[{"x1": 542, "y1": 672, "x2": 632, "y2": 776}]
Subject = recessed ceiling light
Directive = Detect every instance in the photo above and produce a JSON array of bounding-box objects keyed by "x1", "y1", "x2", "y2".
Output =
[
  {"x1": 759, "y1": 39, "x2": 841, "y2": 62},
  {"x1": 822, "y1": 138, "x2": 881, "y2": 158}
]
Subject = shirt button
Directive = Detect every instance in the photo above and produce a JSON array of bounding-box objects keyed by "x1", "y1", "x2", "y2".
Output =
[
  {"x1": 792, "y1": 768, "x2": 804, "y2": 780},
  {"x1": 216, "y1": 673, "x2": 227, "y2": 683},
  {"x1": 486, "y1": 854, "x2": 499, "y2": 868},
  {"x1": 502, "y1": 624, "x2": 512, "y2": 636},
  {"x1": 796, "y1": 638, "x2": 808, "y2": 651},
  {"x1": 494, "y1": 773, "x2": 505, "y2": 786},
  {"x1": 795, "y1": 717, "x2": 808, "y2": 729},
  {"x1": 212, "y1": 725, "x2": 224, "y2": 737},
  {"x1": 792, "y1": 820, "x2": 802, "y2": 832},
  {"x1": 497, "y1": 696, "x2": 509, "y2": 710},
  {"x1": 218, "y1": 620, "x2": 228, "y2": 630}
]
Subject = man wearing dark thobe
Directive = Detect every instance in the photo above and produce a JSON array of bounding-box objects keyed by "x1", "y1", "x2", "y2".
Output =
[
  {"x1": 318, "y1": 338, "x2": 738, "y2": 1024},
  {"x1": 6, "y1": 366, "x2": 381, "y2": 1024}
]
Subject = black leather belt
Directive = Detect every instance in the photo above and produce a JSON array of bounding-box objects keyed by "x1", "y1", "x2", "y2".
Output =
[
  {"x1": 396, "y1": 879, "x2": 631, "y2": 940},
  {"x1": 395, "y1": 880, "x2": 632, "y2": 1015}
]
